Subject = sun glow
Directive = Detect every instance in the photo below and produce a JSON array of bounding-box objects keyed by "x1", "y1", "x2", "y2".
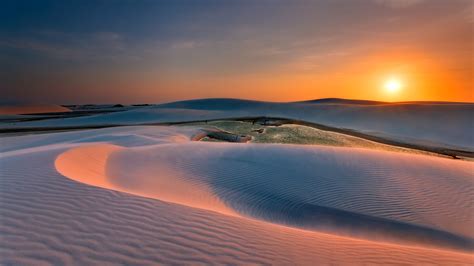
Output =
[{"x1": 384, "y1": 78, "x2": 402, "y2": 94}]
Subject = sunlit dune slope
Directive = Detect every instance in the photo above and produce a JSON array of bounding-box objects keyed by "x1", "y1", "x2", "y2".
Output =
[{"x1": 55, "y1": 143, "x2": 238, "y2": 217}]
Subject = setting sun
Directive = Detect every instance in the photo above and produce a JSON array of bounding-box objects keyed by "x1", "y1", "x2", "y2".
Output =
[{"x1": 384, "y1": 78, "x2": 402, "y2": 94}]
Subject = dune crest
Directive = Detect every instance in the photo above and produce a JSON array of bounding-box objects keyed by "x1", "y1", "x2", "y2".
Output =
[
  {"x1": 55, "y1": 144, "x2": 122, "y2": 188},
  {"x1": 55, "y1": 143, "x2": 238, "y2": 217}
]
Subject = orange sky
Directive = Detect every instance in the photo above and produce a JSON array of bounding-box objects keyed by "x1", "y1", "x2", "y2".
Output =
[
  {"x1": 1, "y1": 0, "x2": 472, "y2": 104},
  {"x1": 127, "y1": 48, "x2": 472, "y2": 103}
]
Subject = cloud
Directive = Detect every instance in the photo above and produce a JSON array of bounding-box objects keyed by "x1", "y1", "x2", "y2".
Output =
[
  {"x1": 0, "y1": 31, "x2": 127, "y2": 61},
  {"x1": 460, "y1": 3, "x2": 473, "y2": 23},
  {"x1": 170, "y1": 41, "x2": 199, "y2": 50},
  {"x1": 94, "y1": 32, "x2": 122, "y2": 42},
  {"x1": 373, "y1": 0, "x2": 425, "y2": 8},
  {"x1": 0, "y1": 39, "x2": 84, "y2": 60}
]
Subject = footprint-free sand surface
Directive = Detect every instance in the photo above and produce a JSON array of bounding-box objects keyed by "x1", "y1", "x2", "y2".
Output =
[{"x1": 1, "y1": 125, "x2": 473, "y2": 264}]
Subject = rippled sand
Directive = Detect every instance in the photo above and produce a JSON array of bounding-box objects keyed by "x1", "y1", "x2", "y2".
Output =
[{"x1": 1, "y1": 125, "x2": 472, "y2": 264}]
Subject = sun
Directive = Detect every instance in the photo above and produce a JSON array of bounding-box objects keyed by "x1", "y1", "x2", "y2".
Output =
[{"x1": 384, "y1": 78, "x2": 402, "y2": 94}]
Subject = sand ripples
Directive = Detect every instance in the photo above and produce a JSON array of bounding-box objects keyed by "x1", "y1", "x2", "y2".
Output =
[
  {"x1": 2, "y1": 126, "x2": 473, "y2": 264},
  {"x1": 55, "y1": 138, "x2": 474, "y2": 253}
]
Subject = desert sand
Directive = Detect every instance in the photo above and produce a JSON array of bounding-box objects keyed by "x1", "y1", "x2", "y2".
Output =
[{"x1": 1, "y1": 99, "x2": 473, "y2": 265}]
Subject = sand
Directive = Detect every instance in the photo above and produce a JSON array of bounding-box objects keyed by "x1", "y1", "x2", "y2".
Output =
[
  {"x1": 0, "y1": 104, "x2": 71, "y2": 115},
  {"x1": 55, "y1": 143, "x2": 238, "y2": 217},
  {"x1": 1, "y1": 125, "x2": 473, "y2": 264}
]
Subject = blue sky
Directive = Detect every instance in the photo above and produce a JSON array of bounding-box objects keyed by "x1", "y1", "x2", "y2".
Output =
[{"x1": 1, "y1": 0, "x2": 472, "y2": 104}]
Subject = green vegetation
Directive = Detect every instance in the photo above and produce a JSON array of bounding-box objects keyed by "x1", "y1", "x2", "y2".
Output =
[{"x1": 194, "y1": 120, "x2": 441, "y2": 157}]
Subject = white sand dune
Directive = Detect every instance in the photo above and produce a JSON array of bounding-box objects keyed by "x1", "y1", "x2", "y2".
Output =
[
  {"x1": 3, "y1": 98, "x2": 472, "y2": 150},
  {"x1": 0, "y1": 104, "x2": 71, "y2": 115},
  {"x1": 1, "y1": 125, "x2": 473, "y2": 264}
]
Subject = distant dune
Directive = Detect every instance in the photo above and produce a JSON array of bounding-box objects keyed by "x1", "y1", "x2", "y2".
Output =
[
  {"x1": 2, "y1": 98, "x2": 472, "y2": 150},
  {"x1": 158, "y1": 98, "x2": 267, "y2": 110},
  {"x1": 0, "y1": 104, "x2": 71, "y2": 115},
  {"x1": 295, "y1": 98, "x2": 387, "y2": 105}
]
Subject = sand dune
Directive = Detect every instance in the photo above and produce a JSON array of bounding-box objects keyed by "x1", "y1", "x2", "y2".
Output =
[
  {"x1": 54, "y1": 134, "x2": 474, "y2": 252},
  {"x1": 2, "y1": 125, "x2": 473, "y2": 264},
  {"x1": 1, "y1": 151, "x2": 471, "y2": 265},
  {"x1": 0, "y1": 104, "x2": 71, "y2": 115}
]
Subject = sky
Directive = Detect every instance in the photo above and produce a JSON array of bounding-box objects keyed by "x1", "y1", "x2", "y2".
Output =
[{"x1": 0, "y1": 0, "x2": 472, "y2": 104}]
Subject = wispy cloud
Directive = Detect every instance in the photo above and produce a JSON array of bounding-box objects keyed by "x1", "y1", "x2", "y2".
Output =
[
  {"x1": 0, "y1": 31, "x2": 127, "y2": 62},
  {"x1": 373, "y1": 0, "x2": 425, "y2": 8},
  {"x1": 170, "y1": 41, "x2": 201, "y2": 50}
]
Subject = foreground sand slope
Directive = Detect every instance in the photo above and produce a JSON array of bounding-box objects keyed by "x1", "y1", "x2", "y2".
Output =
[{"x1": 1, "y1": 126, "x2": 473, "y2": 265}]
